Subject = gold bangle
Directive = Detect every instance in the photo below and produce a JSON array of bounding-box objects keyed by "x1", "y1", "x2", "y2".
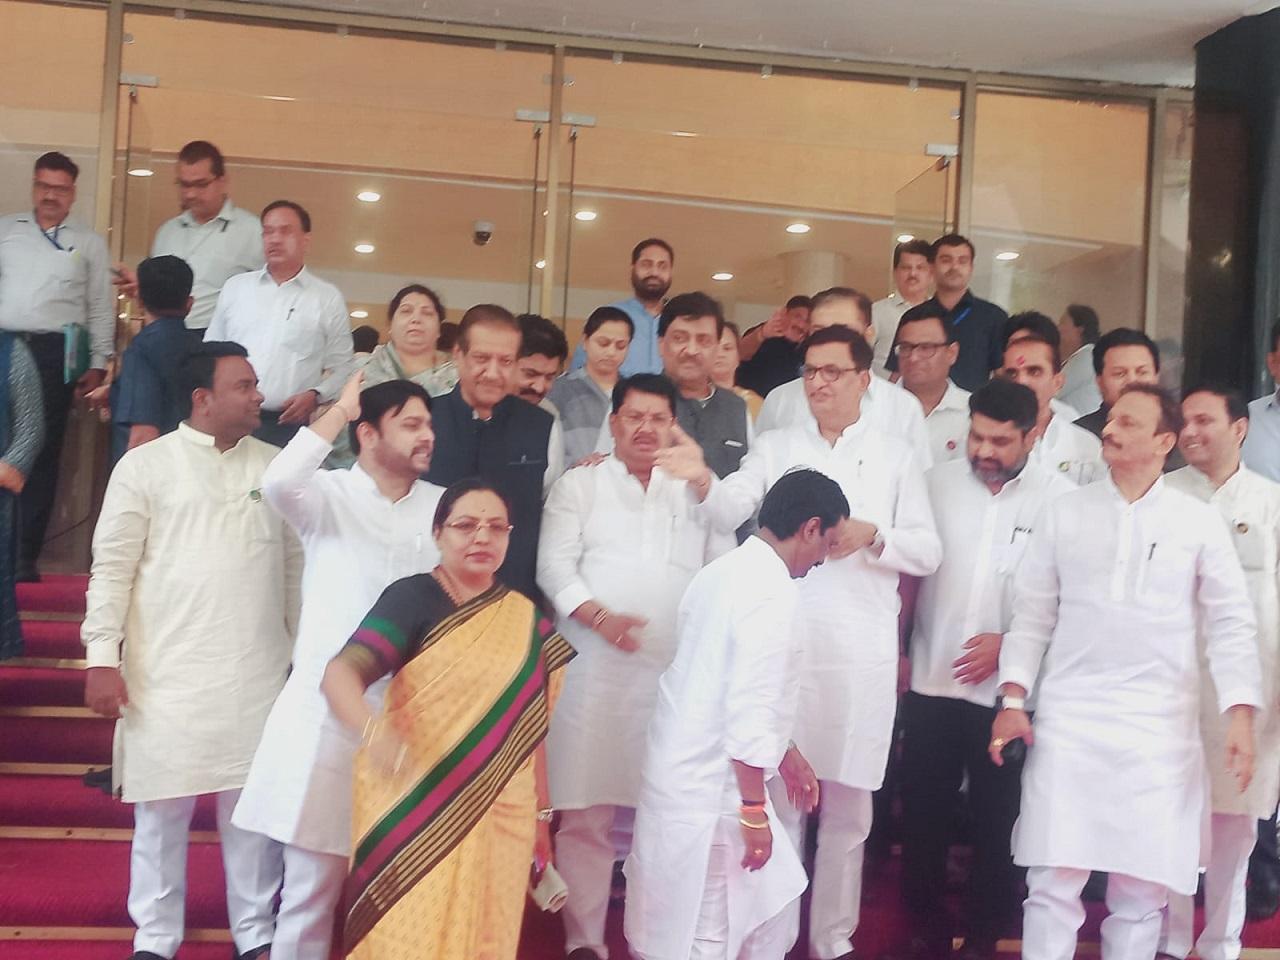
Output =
[{"x1": 739, "y1": 817, "x2": 769, "y2": 830}]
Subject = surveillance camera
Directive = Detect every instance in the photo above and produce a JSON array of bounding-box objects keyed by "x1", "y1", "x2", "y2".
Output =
[{"x1": 473, "y1": 220, "x2": 495, "y2": 246}]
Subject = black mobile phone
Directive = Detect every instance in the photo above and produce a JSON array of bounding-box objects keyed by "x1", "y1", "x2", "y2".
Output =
[{"x1": 1001, "y1": 737, "x2": 1027, "y2": 765}]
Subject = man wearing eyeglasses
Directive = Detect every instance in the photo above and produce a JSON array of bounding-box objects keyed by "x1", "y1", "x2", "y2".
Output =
[
  {"x1": 661, "y1": 325, "x2": 941, "y2": 960},
  {"x1": 0, "y1": 151, "x2": 113, "y2": 581},
  {"x1": 537, "y1": 372, "x2": 731, "y2": 960},
  {"x1": 114, "y1": 140, "x2": 262, "y2": 343},
  {"x1": 894, "y1": 301, "x2": 970, "y2": 464}
]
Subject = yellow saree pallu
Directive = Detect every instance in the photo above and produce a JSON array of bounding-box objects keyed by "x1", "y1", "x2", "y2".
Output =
[{"x1": 340, "y1": 579, "x2": 574, "y2": 959}]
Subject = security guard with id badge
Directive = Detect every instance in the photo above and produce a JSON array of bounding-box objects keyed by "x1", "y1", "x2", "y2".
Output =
[{"x1": 0, "y1": 150, "x2": 114, "y2": 580}]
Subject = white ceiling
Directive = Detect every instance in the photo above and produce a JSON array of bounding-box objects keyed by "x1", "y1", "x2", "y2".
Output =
[{"x1": 241, "y1": 0, "x2": 1278, "y2": 87}]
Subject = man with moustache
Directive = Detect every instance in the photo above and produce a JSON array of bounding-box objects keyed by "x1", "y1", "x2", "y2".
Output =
[
  {"x1": 894, "y1": 301, "x2": 970, "y2": 464},
  {"x1": 514, "y1": 312, "x2": 569, "y2": 411},
  {"x1": 735, "y1": 294, "x2": 813, "y2": 397},
  {"x1": 538, "y1": 373, "x2": 730, "y2": 960},
  {"x1": 233, "y1": 372, "x2": 445, "y2": 960},
  {"x1": 990, "y1": 383, "x2": 1260, "y2": 960},
  {"x1": 1159, "y1": 384, "x2": 1280, "y2": 960},
  {"x1": 570, "y1": 238, "x2": 674, "y2": 376},
  {"x1": 871, "y1": 238, "x2": 933, "y2": 377}
]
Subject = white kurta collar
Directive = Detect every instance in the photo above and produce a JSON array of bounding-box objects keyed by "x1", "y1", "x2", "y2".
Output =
[
  {"x1": 1102, "y1": 470, "x2": 1166, "y2": 507},
  {"x1": 177, "y1": 421, "x2": 217, "y2": 446}
]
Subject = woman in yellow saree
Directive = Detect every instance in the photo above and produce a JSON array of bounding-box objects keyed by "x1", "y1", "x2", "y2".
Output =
[{"x1": 322, "y1": 478, "x2": 574, "y2": 959}]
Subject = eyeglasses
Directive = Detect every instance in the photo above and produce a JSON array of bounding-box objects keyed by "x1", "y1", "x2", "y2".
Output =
[
  {"x1": 617, "y1": 411, "x2": 674, "y2": 429},
  {"x1": 801, "y1": 364, "x2": 860, "y2": 384},
  {"x1": 893, "y1": 342, "x2": 949, "y2": 360},
  {"x1": 32, "y1": 181, "x2": 72, "y2": 197},
  {"x1": 443, "y1": 518, "x2": 513, "y2": 538}
]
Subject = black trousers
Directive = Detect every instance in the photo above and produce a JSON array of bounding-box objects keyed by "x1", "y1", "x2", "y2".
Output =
[
  {"x1": 899, "y1": 691, "x2": 1024, "y2": 945},
  {"x1": 16, "y1": 332, "x2": 75, "y2": 571},
  {"x1": 1252, "y1": 811, "x2": 1280, "y2": 882}
]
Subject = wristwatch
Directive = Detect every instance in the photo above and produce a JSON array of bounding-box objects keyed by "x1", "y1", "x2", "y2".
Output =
[{"x1": 996, "y1": 694, "x2": 1027, "y2": 712}]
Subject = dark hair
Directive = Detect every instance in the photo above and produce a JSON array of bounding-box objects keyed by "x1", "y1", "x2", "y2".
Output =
[
  {"x1": 389, "y1": 284, "x2": 445, "y2": 324},
  {"x1": 349, "y1": 379, "x2": 432, "y2": 455},
  {"x1": 1119, "y1": 382, "x2": 1184, "y2": 437},
  {"x1": 1064, "y1": 304, "x2": 1101, "y2": 344},
  {"x1": 260, "y1": 199, "x2": 311, "y2": 233},
  {"x1": 658, "y1": 292, "x2": 725, "y2": 338},
  {"x1": 810, "y1": 287, "x2": 873, "y2": 327},
  {"x1": 898, "y1": 301, "x2": 957, "y2": 343},
  {"x1": 516, "y1": 313, "x2": 569, "y2": 362},
  {"x1": 1269, "y1": 319, "x2": 1280, "y2": 355},
  {"x1": 178, "y1": 341, "x2": 249, "y2": 416},
  {"x1": 136, "y1": 255, "x2": 194, "y2": 317},
  {"x1": 458, "y1": 304, "x2": 519, "y2": 351},
  {"x1": 1093, "y1": 327, "x2": 1160, "y2": 375},
  {"x1": 1004, "y1": 311, "x2": 1060, "y2": 350},
  {"x1": 722, "y1": 320, "x2": 742, "y2": 341},
  {"x1": 1002, "y1": 331, "x2": 1061, "y2": 373},
  {"x1": 893, "y1": 238, "x2": 935, "y2": 267},
  {"x1": 177, "y1": 140, "x2": 226, "y2": 178},
  {"x1": 438, "y1": 321, "x2": 460, "y2": 351},
  {"x1": 432, "y1": 477, "x2": 514, "y2": 534},
  {"x1": 802, "y1": 324, "x2": 874, "y2": 371},
  {"x1": 969, "y1": 378, "x2": 1039, "y2": 434},
  {"x1": 785, "y1": 294, "x2": 814, "y2": 311},
  {"x1": 351, "y1": 325, "x2": 380, "y2": 354},
  {"x1": 758, "y1": 468, "x2": 850, "y2": 539},
  {"x1": 1183, "y1": 381, "x2": 1250, "y2": 423},
  {"x1": 584, "y1": 305, "x2": 634, "y2": 339},
  {"x1": 611, "y1": 373, "x2": 679, "y2": 416},
  {"x1": 932, "y1": 233, "x2": 975, "y2": 259},
  {"x1": 631, "y1": 238, "x2": 674, "y2": 265},
  {"x1": 34, "y1": 151, "x2": 79, "y2": 181}
]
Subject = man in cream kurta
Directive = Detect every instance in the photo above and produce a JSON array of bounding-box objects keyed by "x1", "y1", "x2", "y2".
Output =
[
  {"x1": 538, "y1": 374, "x2": 731, "y2": 960},
  {"x1": 1161, "y1": 384, "x2": 1280, "y2": 960},
  {"x1": 232, "y1": 374, "x2": 444, "y2": 960},
  {"x1": 625, "y1": 468, "x2": 849, "y2": 960},
  {"x1": 663, "y1": 327, "x2": 941, "y2": 960},
  {"x1": 991, "y1": 384, "x2": 1261, "y2": 960},
  {"x1": 82, "y1": 343, "x2": 302, "y2": 960}
]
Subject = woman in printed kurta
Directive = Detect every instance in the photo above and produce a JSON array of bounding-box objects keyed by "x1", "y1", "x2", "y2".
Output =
[
  {"x1": 0, "y1": 333, "x2": 44, "y2": 659},
  {"x1": 322, "y1": 478, "x2": 574, "y2": 959}
]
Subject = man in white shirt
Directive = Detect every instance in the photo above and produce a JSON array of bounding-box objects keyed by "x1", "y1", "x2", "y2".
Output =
[
  {"x1": 625, "y1": 468, "x2": 846, "y2": 960},
  {"x1": 1162, "y1": 383, "x2": 1280, "y2": 960},
  {"x1": 756, "y1": 286, "x2": 933, "y2": 467},
  {"x1": 232, "y1": 373, "x2": 444, "y2": 960},
  {"x1": 871, "y1": 238, "x2": 933, "y2": 377},
  {"x1": 115, "y1": 141, "x2": 262, "y2": 338},
  {"x1": 81, "y1": 342, "x2": 302, "y2": 960},
  {"x1": 997, "y1": 332, "x2": 1103, "y2": 486},
  {"x1": 895, "y1": 379, "x2": 1072, "y2": 960},
  {"x1": 990, "y1": 382, "x2": 1262, "y2": 960},
  {"x1": 663, "y1": 326, "x2": 941, "y2": 960},
  {"x1": 0, "y1": 151, "x2": 113, "y2": 580},
  {"x1": 893, "y1": 301, "x2": 970, "y2": 464},
  {"x1": 205, "y1": 200, "x2": 353, "y2": 447},
  {"x1": 538, "y1": 373, "x2": 730, "y2": 960},
  {"x1": 1056, "y1": 304, "x2": 1102, "y2": 415},
  {"x1": 1242, "y1": 319, "x2": 1280, "y2": 483}
]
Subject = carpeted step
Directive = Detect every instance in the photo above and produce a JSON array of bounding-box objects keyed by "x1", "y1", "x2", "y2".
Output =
[
  {"x1": 19, "y1": 619, "x2": 85, "y2": 660},
  {"x1": 0, "y1": 665, "x2": 85, "y2": 707},
  {"x1": 0, "y1": 838, "x2": 230, "y2": 929},
  {"x1": 0, "y1": 776, "x2": 217, "y2": 830},
  {"x1": 0, "y1": 940, "x2": 232, "y2": 960},
  {"x1": 17, "y1": 575, "x2": 89, "y2": 616},
  {"x1": 0, "y1": 715, "x2": 112, "y2": 764}
]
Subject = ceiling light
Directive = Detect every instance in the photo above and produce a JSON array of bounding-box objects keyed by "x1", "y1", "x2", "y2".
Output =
[
  {"x1": 263, "y1": 95, "x2": 296, "y2": 102},
  {"x1": 671, "y1": 130, "x2": 698, "y2": 138},
  {"x1": 896, "y1": 233, "x2": 915, "y2": 243},
  {"x1": 786, "y1": 222, "x2": 811, "y2": 235},
  {"x1": 535, "y1": 259, "x2": 546, "y2": 269},
  {"x1": 354, "y1": 243, "x2": 375, "y2": 254},
  {"x1": 995, "y1": 250, "x2": 1020, "y2": 261},
  {"x1": 127, "y1": 168, "x2": 154, "y2": 177},
  {"x1": 712, "y1": 271, "x2": 734, "y2": 281},
  {"x1": 356, "y1": 190, "x2": 381, "y2": 203},
  {"x1": 350, "y1": 309, "x2": 369, "y2": 319},
  {"x1": 574, "y1": 210, "x2": 597, "y2": 222}
]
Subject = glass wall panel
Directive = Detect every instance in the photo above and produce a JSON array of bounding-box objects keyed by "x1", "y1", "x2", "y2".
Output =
[
  {"x1": 1155, "y1": 99, "x2": 1193, "y2": 389},
  {"x1": 971, "y1": 91, "x2": 1151, "y2": 336}
]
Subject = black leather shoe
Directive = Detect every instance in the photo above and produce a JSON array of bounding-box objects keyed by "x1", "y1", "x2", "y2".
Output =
[
  {"x1": 235, "y1": 945, "x2": 271, "y2": 960},
  {"x1": 15, "y1": 564, "x2": 39, "y2": 583},
  {"x1": 566, "y1": 950, "x2": 602, "y2": 960},
  {"x1": 128, "y1": 953, "x2": 169, "y2": 960},
  {"x1": 1248, "y1": 874, "x2": 1280, "y2": 921}
]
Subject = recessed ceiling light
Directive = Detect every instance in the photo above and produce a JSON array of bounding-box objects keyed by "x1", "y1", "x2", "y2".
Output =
[
  {"x1": 535, "y1": 259, "x2": 546, "y2": 269},
  {"x1": 354, "y1": 243, "x2": 375, "y2": 254},
  {"x1": 671, "y1": 130, "x2": 698, "y2": 138},
  {"x1": 127, "y1": 168, "x2": 154, "y2": 177},
  {"x1": 896, "y1": 233, "x2": 915, "y2": 243},
  {"x1": 356, "y1": 190, "x2": 381, "y2": 203},
  {"x1": 786, "y1": 222, "x2": 811, "y2": 235},
  {"x1": 712, "y1": 271, "x2": 734, "y2": 281},
  {"x1": 995, "y1": 250, "x2": 1020, "y2": 261},
  {"x1": 349, "y1": 309, "x2": 369, "y2": 319},
  {"x1": 263, "y1": 95, "x2": 296, "y2": 102},
  {"x1": 574, "y1": 210, "x2": 597, "y2": 222}
]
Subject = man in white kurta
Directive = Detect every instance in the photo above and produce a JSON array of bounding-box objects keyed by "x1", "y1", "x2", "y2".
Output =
[
  {"x1": 990, "y1": 383, "x2": 1262, "y2": 960},
  {"x1": 81, "y1": 344, "x2": 302, "y2": 960},
  {"x1": 625, "y1": 468, "x2": 849, "y2": 960},
  {"x1": 893, "y1": 302, "x2": 971, "y2": 465},
  {"x1": 538, "y1": 373, "x2": 730, "y2": 960},
  {"x1": 663, "y1": 326, "x2": 941, "y2": 960},
  {"x1": 231, "y1": 373, "x2": 444, "y2": 960},
  {"x1": 1161, "y1": 384, "x2": 1280, "y2": 960}
]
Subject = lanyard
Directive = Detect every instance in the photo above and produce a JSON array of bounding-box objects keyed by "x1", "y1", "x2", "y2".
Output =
[
  {"x1": 950, "y1": 305, "x2": 972, "y2": 327},
  {"x1": 37, "y1": 221, "x2": 71, "y2": 252}
]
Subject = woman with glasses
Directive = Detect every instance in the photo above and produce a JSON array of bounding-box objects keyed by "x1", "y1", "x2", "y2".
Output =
[{"x1": 322, "y1": 477, "x2": 574, "y2": 959}]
